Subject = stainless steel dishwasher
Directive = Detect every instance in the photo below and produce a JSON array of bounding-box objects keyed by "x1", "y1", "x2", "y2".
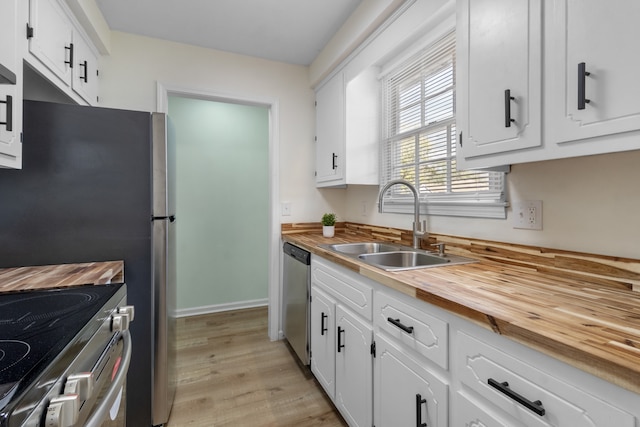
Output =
[{"x1": 283, "y1": 242, "x2": 311, "y2": 365}]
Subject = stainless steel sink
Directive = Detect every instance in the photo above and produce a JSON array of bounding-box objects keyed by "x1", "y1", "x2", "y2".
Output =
[
  {"x1": 322, "y1": 242, "x2": 407, "y2": 255},
  {"x1": 358, "y1": 251, "x2": 476, "y2": 271},
  {"x1": 358, "y1": 251, "x2": 449, "y2": 268},
  {"x1": 320, "y1": 242, "x2": 476, "y2": 271}
]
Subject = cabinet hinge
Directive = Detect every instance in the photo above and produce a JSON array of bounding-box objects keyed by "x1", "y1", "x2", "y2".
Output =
[
  {"x1": 26, "y1": 24, "x2": 34, "y2": 39},
  {"x1": 20, "y1": 132, "x2": 23, "y2": 143},
  {"x1": 459, "y1": 131, "x2": 463, "y2": 147},
  {"x1": 370, "y1": 341, "x2": 376, "y2": 358},
  {"x1": 314, "y1": 101, "x2": 317, "y2": 107},
  {"x1": 314, "y1": 171, "x2": 317, "y2": 177}
]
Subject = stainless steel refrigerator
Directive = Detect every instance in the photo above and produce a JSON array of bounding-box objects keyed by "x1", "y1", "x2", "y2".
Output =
[{"x1": 0, "y1": 100, "x2": 177, "y2": 427}]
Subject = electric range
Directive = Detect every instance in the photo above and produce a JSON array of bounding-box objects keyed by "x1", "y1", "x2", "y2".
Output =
[{"x1": 0, "y1": 283, "x2": 133, "y2": 427}]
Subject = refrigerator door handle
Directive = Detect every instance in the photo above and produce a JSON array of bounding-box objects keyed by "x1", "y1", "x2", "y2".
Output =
[{"x1": 151, "y1": 215, "x2": 176, "y2": 222}]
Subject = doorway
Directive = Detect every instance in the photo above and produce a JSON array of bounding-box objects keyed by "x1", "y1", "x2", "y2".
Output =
[{"x1": 157, "y1": 84, "x2": 281, "y2": 340}]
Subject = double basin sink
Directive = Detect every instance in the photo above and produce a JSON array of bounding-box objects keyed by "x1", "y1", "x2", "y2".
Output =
[{"x1": 320, "y1": 242, "x2": 476, "y2": 271}]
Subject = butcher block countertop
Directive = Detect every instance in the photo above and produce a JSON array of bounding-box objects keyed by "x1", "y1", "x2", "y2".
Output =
[
  {"x1": 0, "y1": 261, "x2": 124, "y2": 292},
  {"x1": 283, "y1": 223, "x2": 640, "y2": 395}
]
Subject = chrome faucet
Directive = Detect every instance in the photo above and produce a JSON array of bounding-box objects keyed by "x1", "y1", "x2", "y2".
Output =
[{"x1": 377, "y1": 179, "x2": 427, "y2": 249}]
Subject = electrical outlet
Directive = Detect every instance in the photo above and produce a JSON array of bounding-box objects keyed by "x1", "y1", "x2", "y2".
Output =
[
  {"x1": 360, "y1": 201, "x2": 367, "y2": 216},
  {"x1": 513, "y1": 200, "x2": 542, "y2": 230},
  {"x1": 281, "y1": 202, "x2": 291, "y2": 216}
]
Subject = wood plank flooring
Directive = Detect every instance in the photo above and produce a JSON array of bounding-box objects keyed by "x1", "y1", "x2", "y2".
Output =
[{"x1": 167, "y1": 307, "x2": 347, "y2": 427}]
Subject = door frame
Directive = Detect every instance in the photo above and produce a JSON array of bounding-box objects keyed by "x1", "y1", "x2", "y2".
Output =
[{"x1": 157, "y1": 82, "x2": 281, "y2": 341}]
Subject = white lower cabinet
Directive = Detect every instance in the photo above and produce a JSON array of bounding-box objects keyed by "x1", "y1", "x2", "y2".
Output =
[
  {"x1": 374, "y1": 333, "x2": 448, "y2": 427},
  {"x1": 335, "y1": 305, "x2": 373, "y2": 427},
  {"x1": 310, "y1": 286, "x2": 336, "y2": 399},
  {"x1": 308, "y1": 255, "x2": 639, "y2": 427},
  {"x1": 455, "y1": 331, "x2": 636, "y2": 427},
  {"x1": 310, "y1": 257, "x2": 374, "y2": 427},
  {"x1": 455, "y1": 390, "x2": 526, "y2": 427}
]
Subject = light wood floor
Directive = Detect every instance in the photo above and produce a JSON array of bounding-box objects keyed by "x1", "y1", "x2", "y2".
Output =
[{"x1": 167, "y1": 307, "x2": 347, "y2": 427}]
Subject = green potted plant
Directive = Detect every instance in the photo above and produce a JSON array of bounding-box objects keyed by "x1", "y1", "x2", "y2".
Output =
[{"x1": 321, "y1": 213, "x2": 336, "y2": 237}]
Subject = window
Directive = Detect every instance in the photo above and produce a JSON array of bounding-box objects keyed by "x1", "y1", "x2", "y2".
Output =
[{"x1": 381, "y1": 31, "x2": 507, "y2": 218}]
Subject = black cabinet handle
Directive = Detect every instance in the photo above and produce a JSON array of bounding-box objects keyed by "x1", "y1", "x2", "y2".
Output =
[
  {"x1": 0, "y1": 95, "x2": 12, "y2": 132},
  {"x1": 337, "y1": 326, "x2": 345, "y2": 352},
  {"x1": 321, "y1": 312, "x2": 328, "y2": 336},
  {"x1": 387, "y1": 317, "x2": 414, "y2": 334},
  {"x1": 488, "y1": 378, "x2": 545, "y2": 416},
  {"x1": 504, "y1": 89, "x2": 515, "y2": 127},
  {"x1": 578, "y1": 62, "x2": 591, "y2": 110},
  {"x1": 65, "y1": 43, "x2": 74, "y2": 68},
  {"x1": 80, "y1": 60, "x2": 88, "y2": 82},
  {"x1": 332, "y1": 152, "x2": 337, "y2": 170},
  {"x1": 416, "y1": 393, "x2": 427, "y2": 427}
]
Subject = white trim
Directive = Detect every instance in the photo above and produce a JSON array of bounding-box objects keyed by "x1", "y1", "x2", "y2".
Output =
[
  {"x1": 156, "y1": 82, "x2": 281, "y2": 342},
  {"x1": 381, "y1": 201, "x2": 508, "y2": 219},
  {"x1": 175, "y1": 298, "x2": 268, "y2": 318}
]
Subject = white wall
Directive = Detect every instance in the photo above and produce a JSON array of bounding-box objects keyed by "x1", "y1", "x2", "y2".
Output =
[
  {"x1": 344, "y1": 149, "x2": 640, "y2": 258},
  {"x1": 98, "y1": 31, "x2": 339, "y2": 223}
]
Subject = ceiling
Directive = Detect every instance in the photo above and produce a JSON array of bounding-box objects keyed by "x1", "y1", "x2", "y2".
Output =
[{"x1": 94, "y1": 0, "x2": 362, "y2": 66}]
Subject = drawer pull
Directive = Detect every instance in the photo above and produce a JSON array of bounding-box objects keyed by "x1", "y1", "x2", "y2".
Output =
[
  {"x1": 337, "y1": 326, "x2": 345, "y2": 352},
  {"x1": 320, "y1": 312, "x2": 328, "y2": 336},
  {"x1": 388, "y1": 317, "x2": 414, "y2": 334},
  {"x1": 416, "y1": 393, "x2": 427, "y2": 427},
  {"x1": 488, "y1": 378, "x2": 545, "y2": 416}
]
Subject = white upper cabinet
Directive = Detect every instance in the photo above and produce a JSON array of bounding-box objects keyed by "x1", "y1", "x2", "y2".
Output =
[
  {"x1": 27, "y1": 0, "x2": 100, "y2": 105},
  {"x1": 0, "y1": 0, "x2": 23, "y2": 169},
  {"x1": 71, "y1": 28, "x2": 99, "y2": 104},
  {"x1": 545, "y1": 0, "x2": 640, "y2": 145},
  {"x1": 456, "y1": 0, "x2": 640, "y2": 169},
  {"x1": 315, "y1": 67, "x2": 380, "y2": 188},
  {"x1": 28, "y1": 0, "x2": 74, "y2": 87},
  {"x1": 456, "y1": 0, "x2": 542, "y2": 162},
  {"x1": 0, "y1": 0, "x2": 19, "y2": 83},
  {"x1": 315, "y1": 72, "x2": 345, "y2": 187}
]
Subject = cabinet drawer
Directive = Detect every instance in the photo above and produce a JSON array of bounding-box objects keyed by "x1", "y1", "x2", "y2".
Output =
[
  {"x1": 375, "y1": 290, "x2": 448, "y2": 370},
  {"x1": 311, "y1": 257, "x2": 373, "y2": 321},
  {"x1": 454, "y1": 391, "x2": 525, "y2": 427},
  {"x1": 455, "y1": 331, "x2": 635, "y2": 427}
]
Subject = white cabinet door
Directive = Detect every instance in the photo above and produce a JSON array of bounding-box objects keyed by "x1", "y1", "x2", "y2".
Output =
[
  {"x1": 457, "y1": 0, "x2": 542, "y2": 162},
  {"x1": 28, "y1": 0, "x2": 73, "y2": 87},
  {"x1": 0, "y1": 0, "x2": 18, "y2": 82},
  {"x1": 546, "y1": 0, "x2": 640, "y2": 145},
  {"x1": 315, "y1": 72, "x2": 345, "y2": 187},
  {"x1": 374, "y1": 334, "x2": 448, "y2": 427},
  {"x1": 310, "y1": 286, "x2": 336, "y2": 400},
  {"x1": 0, "y1": 0, "x2": 22, "y2": 169},
  {"x1": 0, "y1": 85, "x2": 21, "y2": 169},
  {"x1": 335, "y1": 305, "x2": 373, "y2": 427},
  {"x1": 71, "y1": 29, "x2": 99, "y2": 105}
]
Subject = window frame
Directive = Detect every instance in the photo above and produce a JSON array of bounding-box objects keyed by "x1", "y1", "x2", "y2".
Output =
[{"x1": 380, "y1": 30, "x2": 508, "y2": 219}]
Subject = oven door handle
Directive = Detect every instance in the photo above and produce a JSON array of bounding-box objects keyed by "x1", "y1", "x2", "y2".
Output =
[{"x1": 84, "y1": 330, "x2": 132, "y2": 427}]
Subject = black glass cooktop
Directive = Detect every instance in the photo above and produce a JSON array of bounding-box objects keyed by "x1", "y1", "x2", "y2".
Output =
[{"x1": 0, "y1": 283, "x2": 123, "y2": 417}]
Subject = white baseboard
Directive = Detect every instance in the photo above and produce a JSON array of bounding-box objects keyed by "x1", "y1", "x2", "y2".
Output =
[{"x1": 176, "y1": 298, "x2": 269, "y2": 318}]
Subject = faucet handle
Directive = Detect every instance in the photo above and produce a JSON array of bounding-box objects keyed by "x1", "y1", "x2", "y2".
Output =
[{"x1": 431, "y1": 242, "x2": 446, "y2": 256}]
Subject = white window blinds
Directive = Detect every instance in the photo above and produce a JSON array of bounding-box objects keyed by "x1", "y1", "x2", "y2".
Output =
[{"x1": 381, "y1": 31, "x2": 507, "y2": 218}]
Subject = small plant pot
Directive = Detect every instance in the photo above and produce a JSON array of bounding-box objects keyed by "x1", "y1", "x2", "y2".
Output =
[{"x1": 322, "y1": 225, "x2": 335, "y2": 238}]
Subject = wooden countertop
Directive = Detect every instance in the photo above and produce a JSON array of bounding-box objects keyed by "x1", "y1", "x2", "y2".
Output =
[
  {"x1": 283, "y1": 227, "x2": 640, "y2": 395},
  {"x1": 0, "y1": 261, "x2": 124, "y2": 292}
]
